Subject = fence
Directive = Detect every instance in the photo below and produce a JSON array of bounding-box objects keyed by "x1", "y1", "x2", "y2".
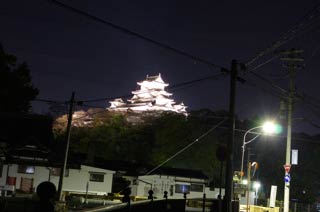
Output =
[
  {"x1": 290, "y1": 201, "x2": 315, "y2": 212},
  {"x1": 76, "y1": 199, "x2": 186, "y2": 212}
]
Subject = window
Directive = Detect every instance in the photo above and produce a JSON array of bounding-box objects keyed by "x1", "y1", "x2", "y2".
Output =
[
  {"x1": 191, "y1": 184, "x2": 203, "y2": 192},
  {"x1": 175, "y1": 184, "x2": 190, "y2": 194},
  {"x1": 50, "y1": 168, "x2": 60, "y2": 176},
  {"x1": 170, "y1": 185, "x2": 174, "y2": 196},
  {"x1": 50, "y1": 168, "x2": 69, "y2": 177},
  {"x1": 0, "y1": 163, "x2": 3, "y2": 177},
  {"x1": 90, "y1": 173, "x2": 105, "y2": 182},
  {"x1": 18, "y1": 165, "x2": 34, "y2": 174}
]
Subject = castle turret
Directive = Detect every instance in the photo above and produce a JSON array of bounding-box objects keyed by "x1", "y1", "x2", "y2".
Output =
[{"x1": 108, "y1": 74, "x2": 187, "y2": 115}]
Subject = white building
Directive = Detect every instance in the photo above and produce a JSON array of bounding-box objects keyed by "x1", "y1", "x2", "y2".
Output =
[
  {"x1": 0, "y1": 146, "x2": 115, "y2": 196},
  {"x1": 109, "y1": 74, "x2": 187, "y2": 115},
  {"x1": 114, "y1": 166, "x2": 223, "y2": 199}
]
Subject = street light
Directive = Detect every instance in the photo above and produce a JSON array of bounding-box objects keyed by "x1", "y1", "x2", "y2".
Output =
[
  {"x1": 240, "y1": 121, "x2": 280, "y2": 180},
  {"x1": 253, "y1": 181, "x2": 261, "y2": 205}
]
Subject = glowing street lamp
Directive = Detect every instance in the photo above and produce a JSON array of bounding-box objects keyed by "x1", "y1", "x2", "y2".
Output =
[
  {"x1": 253, "y1": 181, "x2": 261, "y2": 205},
  {"x1": 240, "y1": 121, "x2": 281, "y2": 180},
  {"x1": 242, "y1": 179, "x2": 248, "y2": 185}
]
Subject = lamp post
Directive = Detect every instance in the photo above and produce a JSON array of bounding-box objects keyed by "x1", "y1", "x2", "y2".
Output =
[{"x1": 240, "y1": 121, "x2": 278, "y2": 181}]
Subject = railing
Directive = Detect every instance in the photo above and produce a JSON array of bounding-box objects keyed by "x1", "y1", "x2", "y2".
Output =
[{"x1": 77, "y1": 199, "x2": 186, "y2": 212}]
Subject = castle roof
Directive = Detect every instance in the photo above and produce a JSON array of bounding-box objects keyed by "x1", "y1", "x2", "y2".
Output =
[{"x1": 109, "y1": 73, "x2": 187, "y2": 115}]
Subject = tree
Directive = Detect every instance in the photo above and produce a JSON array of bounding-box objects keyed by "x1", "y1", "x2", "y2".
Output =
[{"x1": 0, "y1": 44, "x2": 38, "y2": 113}]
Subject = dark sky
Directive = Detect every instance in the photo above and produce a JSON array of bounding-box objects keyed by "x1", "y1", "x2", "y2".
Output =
[{"x1": 1, "y1": 0, "x2": 320, "y2": 135}]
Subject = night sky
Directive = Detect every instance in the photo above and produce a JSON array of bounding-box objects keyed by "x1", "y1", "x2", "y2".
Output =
[{"x1": 1, "y1": 0, "x2": 320, "y2": 135}]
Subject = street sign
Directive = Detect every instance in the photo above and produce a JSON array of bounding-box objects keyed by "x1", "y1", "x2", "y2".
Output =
[
  {"x1": 292, "y1": 149, "x2": 298, "y2": 165},
  {"x1": 269, "y1": 185, "x2": 277, "y2": 208},
  {"x1": 284, "y1": 174, "x2": 291, "y2": 183},
  {"x1": 283, "y1": 164, "x2": 291, "y2": 173}
]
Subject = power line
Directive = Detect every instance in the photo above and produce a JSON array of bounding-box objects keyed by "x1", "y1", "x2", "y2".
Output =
[
  {"x1": 245, "y1": 3, "x2": 320, "y2": 68},
  {"x1": 249, "y1": 71, "x2": 288, "y2": 94},
  {"x1": 50, "y1": 0, "x2": 227, "y2": 72},
  {"x1": 33, "y1": 98, "x2": 66, "y2": 104},
  {"x1": 79, "y1": 73, "x2": 226, "y2": 103},
  {"x1": 33, "y1": 72, "x2": 227, "y2": 121},
  {"x1": 240, "y1": 78, "x2": 285, "y2": 99},
  {"x1": 247, "y1": 54, "x2": 280, "y2": 72},
  {"x1": 145, "y1": 118, "x2": 228, "y2": 175},
  {"x1": 218, "y1": 126, "x2": 320, "y2": 144},
  {"x1": 299, "y1": 99, "x2": 320, "y2": 119},
  {"x1": 169, "y1": 73, "x2": 226, "y2": 90}
]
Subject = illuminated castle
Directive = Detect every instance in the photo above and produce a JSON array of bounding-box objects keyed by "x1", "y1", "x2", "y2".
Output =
[{"x1": 109, "y1": 74, "x2": 187, "y2": 115}]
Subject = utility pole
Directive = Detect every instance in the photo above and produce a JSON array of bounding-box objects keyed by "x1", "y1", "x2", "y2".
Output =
[
  {"x1": 57, "y1": 92, "x2": 76, "y2": 201},
  {"x1": 280, "y1": 49, "x2": 303, "y2": 212},
  {"x1": 225, "y1": 60, "x2": 238, "y2": 212}
]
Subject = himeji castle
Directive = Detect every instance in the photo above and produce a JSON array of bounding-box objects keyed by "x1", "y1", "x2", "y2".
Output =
[{"x1": 109, "y1": 74, "x2": 187, "y2": 115}]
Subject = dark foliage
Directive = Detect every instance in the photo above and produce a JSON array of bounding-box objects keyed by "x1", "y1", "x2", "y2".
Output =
[{"x1": 0, "y1": 44, "x2": 38, "y2": 113}]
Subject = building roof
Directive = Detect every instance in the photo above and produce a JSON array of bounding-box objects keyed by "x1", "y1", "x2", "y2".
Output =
[{"x1": 151, "y1": 167, "x2": 209, "y2": 179}]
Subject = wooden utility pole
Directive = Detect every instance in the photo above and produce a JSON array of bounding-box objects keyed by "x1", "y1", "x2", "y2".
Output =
[
  {"x1": 225, "y1": 60, "x2": 238, "y2": 212},
  {"x1": 57, "y1": 92, "x2": 76, "y2": 201}
]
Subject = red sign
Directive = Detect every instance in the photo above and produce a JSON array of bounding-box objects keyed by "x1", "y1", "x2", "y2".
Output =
[{"x1": 283, "y1": 164, "x2": 291, "y2": 173}]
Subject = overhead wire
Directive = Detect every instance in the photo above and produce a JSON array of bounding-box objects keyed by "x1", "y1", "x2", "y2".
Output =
[
  {"x1": 50, "y1": 0, "x2": 227, "y2": 72},
  {"x1": 245, "y1": 3, "x2": 320, "y2": 68},
  {"x1": 242, "y1": 3, "x2": 320, "y2": 100},
  {"x1": 247, "y1": 54, "x2": 280, "y2": 73},
  {"x1": 218, "y1": 126, "x2": 320, "y2": 144},
  {"x1": 249, "y1": 71, "x2": 288, "y2": 94},
  {"x1": 33, "y1": 98, "x2": 66, "y2": 104},
  {"x1": 47, "y1": 1, "x2": 320, "y2": 135},
  {"x1": 79, "y1": 73, "x2": 226, "y2": 103},
  {"x1": 35, "y1": 72, "x2": 227, "y2": 123},
  {"x1": 239, "y1": 78, "x2": 285, "y2": 99},
  {"x1": 145, "y1": 118, "x2": 228, "y2": 175},
  {"x1": 245, "y1": 4, "x2": 320, "y2": 102}
]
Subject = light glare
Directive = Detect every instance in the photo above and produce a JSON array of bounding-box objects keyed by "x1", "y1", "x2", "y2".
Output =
[
  {"x1": 262, "y1": 121, "x2": 276, "y2": 134},
  {"x1": 254, "y1": 181, "x2": 261, "y2": 189}
]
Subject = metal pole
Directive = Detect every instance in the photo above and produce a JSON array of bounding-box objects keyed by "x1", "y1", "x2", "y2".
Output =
[
  {"x1": 202, "y1": 193, "x2": 206, "y2": 212},
  {"x1": 219, "y1": 161, "x2": 223, "y2": 198},
  {"x1": 225, "y1": 59, "x2": 237, "y2": 212},
  {"x1": 57, "y1": 92, "x2": 75, "y2": 201},
  {"x1": 240, "y1": 126, "x2": 261, "y2": 181},
  {"x1": 240, "y1": 145, "x2": 245, "y2": 181},
  {"x1": 85, "y1": 181, "x2": 89, "y2": 204},
  {"x1": 219, "y1": 161, "x2": 223, "y2": 212},
  {"x1": 246, "y1": 162, "x2": 251, "y2": 212}
]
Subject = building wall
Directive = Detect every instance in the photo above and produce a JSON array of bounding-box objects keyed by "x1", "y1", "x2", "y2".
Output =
[
  {"x1": 0, "y1": 164, "x2": 114, "y2": 195},
  {"x1": 0, "y1": 164, "x2": 50, "y2": 192},
  {"x1": 61, "y1": 165, "x2": 114, "y2": 195},
  {"x1": 204, "y1": 187, "x2": 225, "y2": 199},
  {"x1": 131, "y1": 175, "x2": 209, "y2": 199}
]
